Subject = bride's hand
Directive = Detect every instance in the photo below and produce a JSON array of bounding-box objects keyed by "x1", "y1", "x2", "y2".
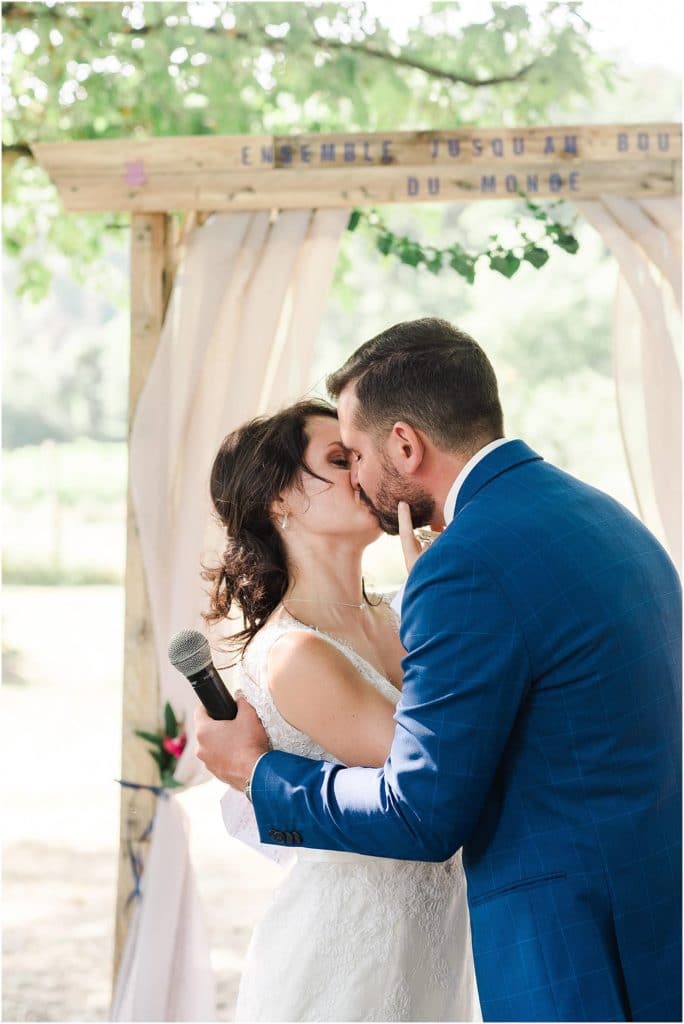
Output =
[{"x1": 398, "y1": 501, "x2": 424, "y2": 572}]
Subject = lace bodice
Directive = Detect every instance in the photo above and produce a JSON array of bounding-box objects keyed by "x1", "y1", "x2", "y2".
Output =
[{"x1": 237, "y1": 603, "x2": 402, "y2": 764}]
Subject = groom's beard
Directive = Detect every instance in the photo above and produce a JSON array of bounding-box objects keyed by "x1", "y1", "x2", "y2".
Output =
[{"x1": 359, "y1": 454, "x2": 435, "y2": 535}]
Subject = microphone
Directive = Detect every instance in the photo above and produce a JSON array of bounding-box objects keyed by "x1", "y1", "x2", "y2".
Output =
[{"x1": 168, "y1": 629, "x2": 238, "y2": 720}]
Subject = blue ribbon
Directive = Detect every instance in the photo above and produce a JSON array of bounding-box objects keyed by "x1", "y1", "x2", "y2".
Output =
[{"x1": 115, "y1": 779, "x2": 172, "y2": 907}]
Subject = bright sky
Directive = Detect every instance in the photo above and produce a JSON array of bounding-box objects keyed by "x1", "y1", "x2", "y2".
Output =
[
  {"x1": 575, "y1": 0, "x2": 683, "y2": 73},
  {"x1": 366, "y1": 0, "x2": 683, "y2": 75}
]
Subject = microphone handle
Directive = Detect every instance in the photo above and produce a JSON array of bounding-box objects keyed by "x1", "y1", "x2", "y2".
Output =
[{"x1": 188, "y1": 663, "x2": 238, "y2": 720}]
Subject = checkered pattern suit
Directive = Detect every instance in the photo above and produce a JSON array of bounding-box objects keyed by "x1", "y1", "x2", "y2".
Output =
[{"x1": 252, "y1": 441, "x2": 682, "y2": 1021}]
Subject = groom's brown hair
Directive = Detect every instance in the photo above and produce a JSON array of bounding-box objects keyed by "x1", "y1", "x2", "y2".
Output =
[{"x1": 326, "y1": 317, "x2": 504, "y2": 452}]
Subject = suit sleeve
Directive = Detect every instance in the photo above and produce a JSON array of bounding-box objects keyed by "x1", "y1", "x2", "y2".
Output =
[{"x1": 251, "y1": 539, "x2": 532, "y2": 861}]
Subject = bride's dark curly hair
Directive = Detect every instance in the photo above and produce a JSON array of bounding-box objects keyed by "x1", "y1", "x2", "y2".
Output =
[{"x1": 203, "y1": 398, "x2": 355, "y2": 657}]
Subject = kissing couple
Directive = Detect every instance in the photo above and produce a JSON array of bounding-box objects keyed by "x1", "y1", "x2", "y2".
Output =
[{"x1": 196, "y1": 318, "x2": 681, "y2": 1022}]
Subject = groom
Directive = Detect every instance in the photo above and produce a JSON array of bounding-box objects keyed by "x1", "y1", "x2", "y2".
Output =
[{"x1": 196, "y1": 318, "x2": 682, "y2": 1021}]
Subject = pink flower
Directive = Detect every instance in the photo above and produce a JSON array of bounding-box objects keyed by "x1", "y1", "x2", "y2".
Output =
[{"x1": 163, "y1": 732, "x2": 187, "y2": 758}]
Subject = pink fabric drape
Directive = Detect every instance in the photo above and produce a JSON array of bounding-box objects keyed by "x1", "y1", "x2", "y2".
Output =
[{"x1": 576, "y1": 197, "x2": 682, "y2": 572}]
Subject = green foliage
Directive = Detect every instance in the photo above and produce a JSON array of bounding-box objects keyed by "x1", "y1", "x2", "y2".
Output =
[
  {"x1": 161, "y1": 773, "x2": 184, "y2": 789},
  {"x1": 523, "y1": 245, "x2": 549, "y2": 269},
  {"x1": 488, "y1": 250, "x2": 520, "y2": 278},
  {"x1": 147, "y1": 747, "x2": 164, "y2": 770},
  {"x1": 134, "y1": 701, "x2": 185, "y2": 788},
  {"x1": 164, "y1": 701, "x2": 178, "y2": 739},
  {"x1": 2, "y1": 1, "x2": 612, "y2": 300},
  {"x1": 349, "y1": 199, "x2": 579, "y2": 283},
  {"x1": 134, "y1": 729, "x2": 165, "y2": 747}
]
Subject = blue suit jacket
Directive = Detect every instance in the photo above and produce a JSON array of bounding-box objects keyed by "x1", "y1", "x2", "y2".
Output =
[{"x1": 251, "y1": 441, "x2": 682, "y2": 1021}]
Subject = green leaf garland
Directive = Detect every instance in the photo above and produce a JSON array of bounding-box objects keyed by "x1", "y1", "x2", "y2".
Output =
[{"x1": 348, "y1": 199, "x2": 579, "y2": 284}]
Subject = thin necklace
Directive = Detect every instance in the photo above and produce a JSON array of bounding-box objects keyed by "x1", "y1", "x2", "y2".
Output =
[{"x1": 284, "y1": 597, "x2": 367, "y2": 610}]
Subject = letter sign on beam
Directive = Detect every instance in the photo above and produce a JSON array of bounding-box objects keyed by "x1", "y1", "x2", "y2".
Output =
[{"x1": 33, "y1": 123, "x2": 681, "y2": 213}]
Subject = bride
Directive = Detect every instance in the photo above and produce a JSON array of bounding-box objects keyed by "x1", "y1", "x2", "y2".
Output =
[{"x1": 203, "y1": 398, "x2": 481, "y2": 1022}]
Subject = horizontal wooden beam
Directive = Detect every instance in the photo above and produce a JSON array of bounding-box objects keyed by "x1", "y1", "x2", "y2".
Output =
[
  {"x1": 33, "y1": 132, "x2": 274, "y2": 176},
  {"x1": 32, "y1": 160, "x2": 680, "y2": 212},
  {"x1": 32, "y1": 123, "x2": 681, "y2": 212}
]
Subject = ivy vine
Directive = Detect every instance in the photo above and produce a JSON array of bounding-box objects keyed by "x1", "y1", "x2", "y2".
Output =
[{"x1": 347, "y1": 199, "x2": 579, "y2": 283}]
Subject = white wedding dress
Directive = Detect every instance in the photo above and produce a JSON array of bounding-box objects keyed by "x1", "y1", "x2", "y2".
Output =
[{"x1": 227, "y1": 605, "x2": 482, "y2": 1023}]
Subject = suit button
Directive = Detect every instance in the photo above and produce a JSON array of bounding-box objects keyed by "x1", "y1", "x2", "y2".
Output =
[
  {"x1": 292, "y1": 831, "x2": 303, "y2": 845},
  {"x1": 268, "y1": 829, "x2": 287, "y2": 844}
]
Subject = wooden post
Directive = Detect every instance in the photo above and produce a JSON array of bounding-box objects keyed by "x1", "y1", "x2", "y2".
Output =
[{"x1": 112, "y1": 212, "x2": 169, "y2": 998}]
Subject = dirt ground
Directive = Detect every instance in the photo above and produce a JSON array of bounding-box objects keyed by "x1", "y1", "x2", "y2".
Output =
[{"x1": 2, "y1": 587, "x2": 282, "y2": 1022}]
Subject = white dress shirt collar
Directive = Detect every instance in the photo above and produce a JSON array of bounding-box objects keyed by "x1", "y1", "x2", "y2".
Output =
[{"x1": 443, "y1": 438, "x2": 512, "y2": 525}]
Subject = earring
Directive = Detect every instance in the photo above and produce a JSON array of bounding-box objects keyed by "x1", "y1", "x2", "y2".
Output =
[{"x1": 280, "y1": 512, "x2": 289, "y2": 530}]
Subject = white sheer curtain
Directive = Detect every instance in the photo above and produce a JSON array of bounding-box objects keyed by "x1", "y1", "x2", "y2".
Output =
[
  {"x1": 575, "y1": 197, "x2": 682, "y2": 572},
  {"x1": 111, "y1": 208, "x2": 348, "y2": 1021}
]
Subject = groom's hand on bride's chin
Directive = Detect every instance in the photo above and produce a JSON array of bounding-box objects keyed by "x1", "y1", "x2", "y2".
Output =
[
  {"x1": 194, "y1": 694, "x2": 270, "y2": 789},
  {"x1": 398, "y1": 501, "x2": 425, "y2": 572}
]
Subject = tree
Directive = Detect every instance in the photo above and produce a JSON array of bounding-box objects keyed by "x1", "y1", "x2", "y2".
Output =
[{"x1": 2, "y1": 1, "x2": 612, "y2": 299}]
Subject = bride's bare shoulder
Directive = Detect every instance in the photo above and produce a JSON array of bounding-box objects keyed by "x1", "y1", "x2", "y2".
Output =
[
  {"x1": 263, "y1": 624, "x2": 397, "y2": 768},
  {"x1": 266, "y1": 628, "x2": 353, "y2": 690}
]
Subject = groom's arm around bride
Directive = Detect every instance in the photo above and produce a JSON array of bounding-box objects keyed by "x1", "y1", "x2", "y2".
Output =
[{"x1": 197, "y1": 318, "x2": 682, "y2": 1022}]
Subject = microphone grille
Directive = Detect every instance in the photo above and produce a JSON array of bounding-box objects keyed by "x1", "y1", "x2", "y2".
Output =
[{"x1": 168, "y1": 629, "x2": 212, "y2": 677}]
